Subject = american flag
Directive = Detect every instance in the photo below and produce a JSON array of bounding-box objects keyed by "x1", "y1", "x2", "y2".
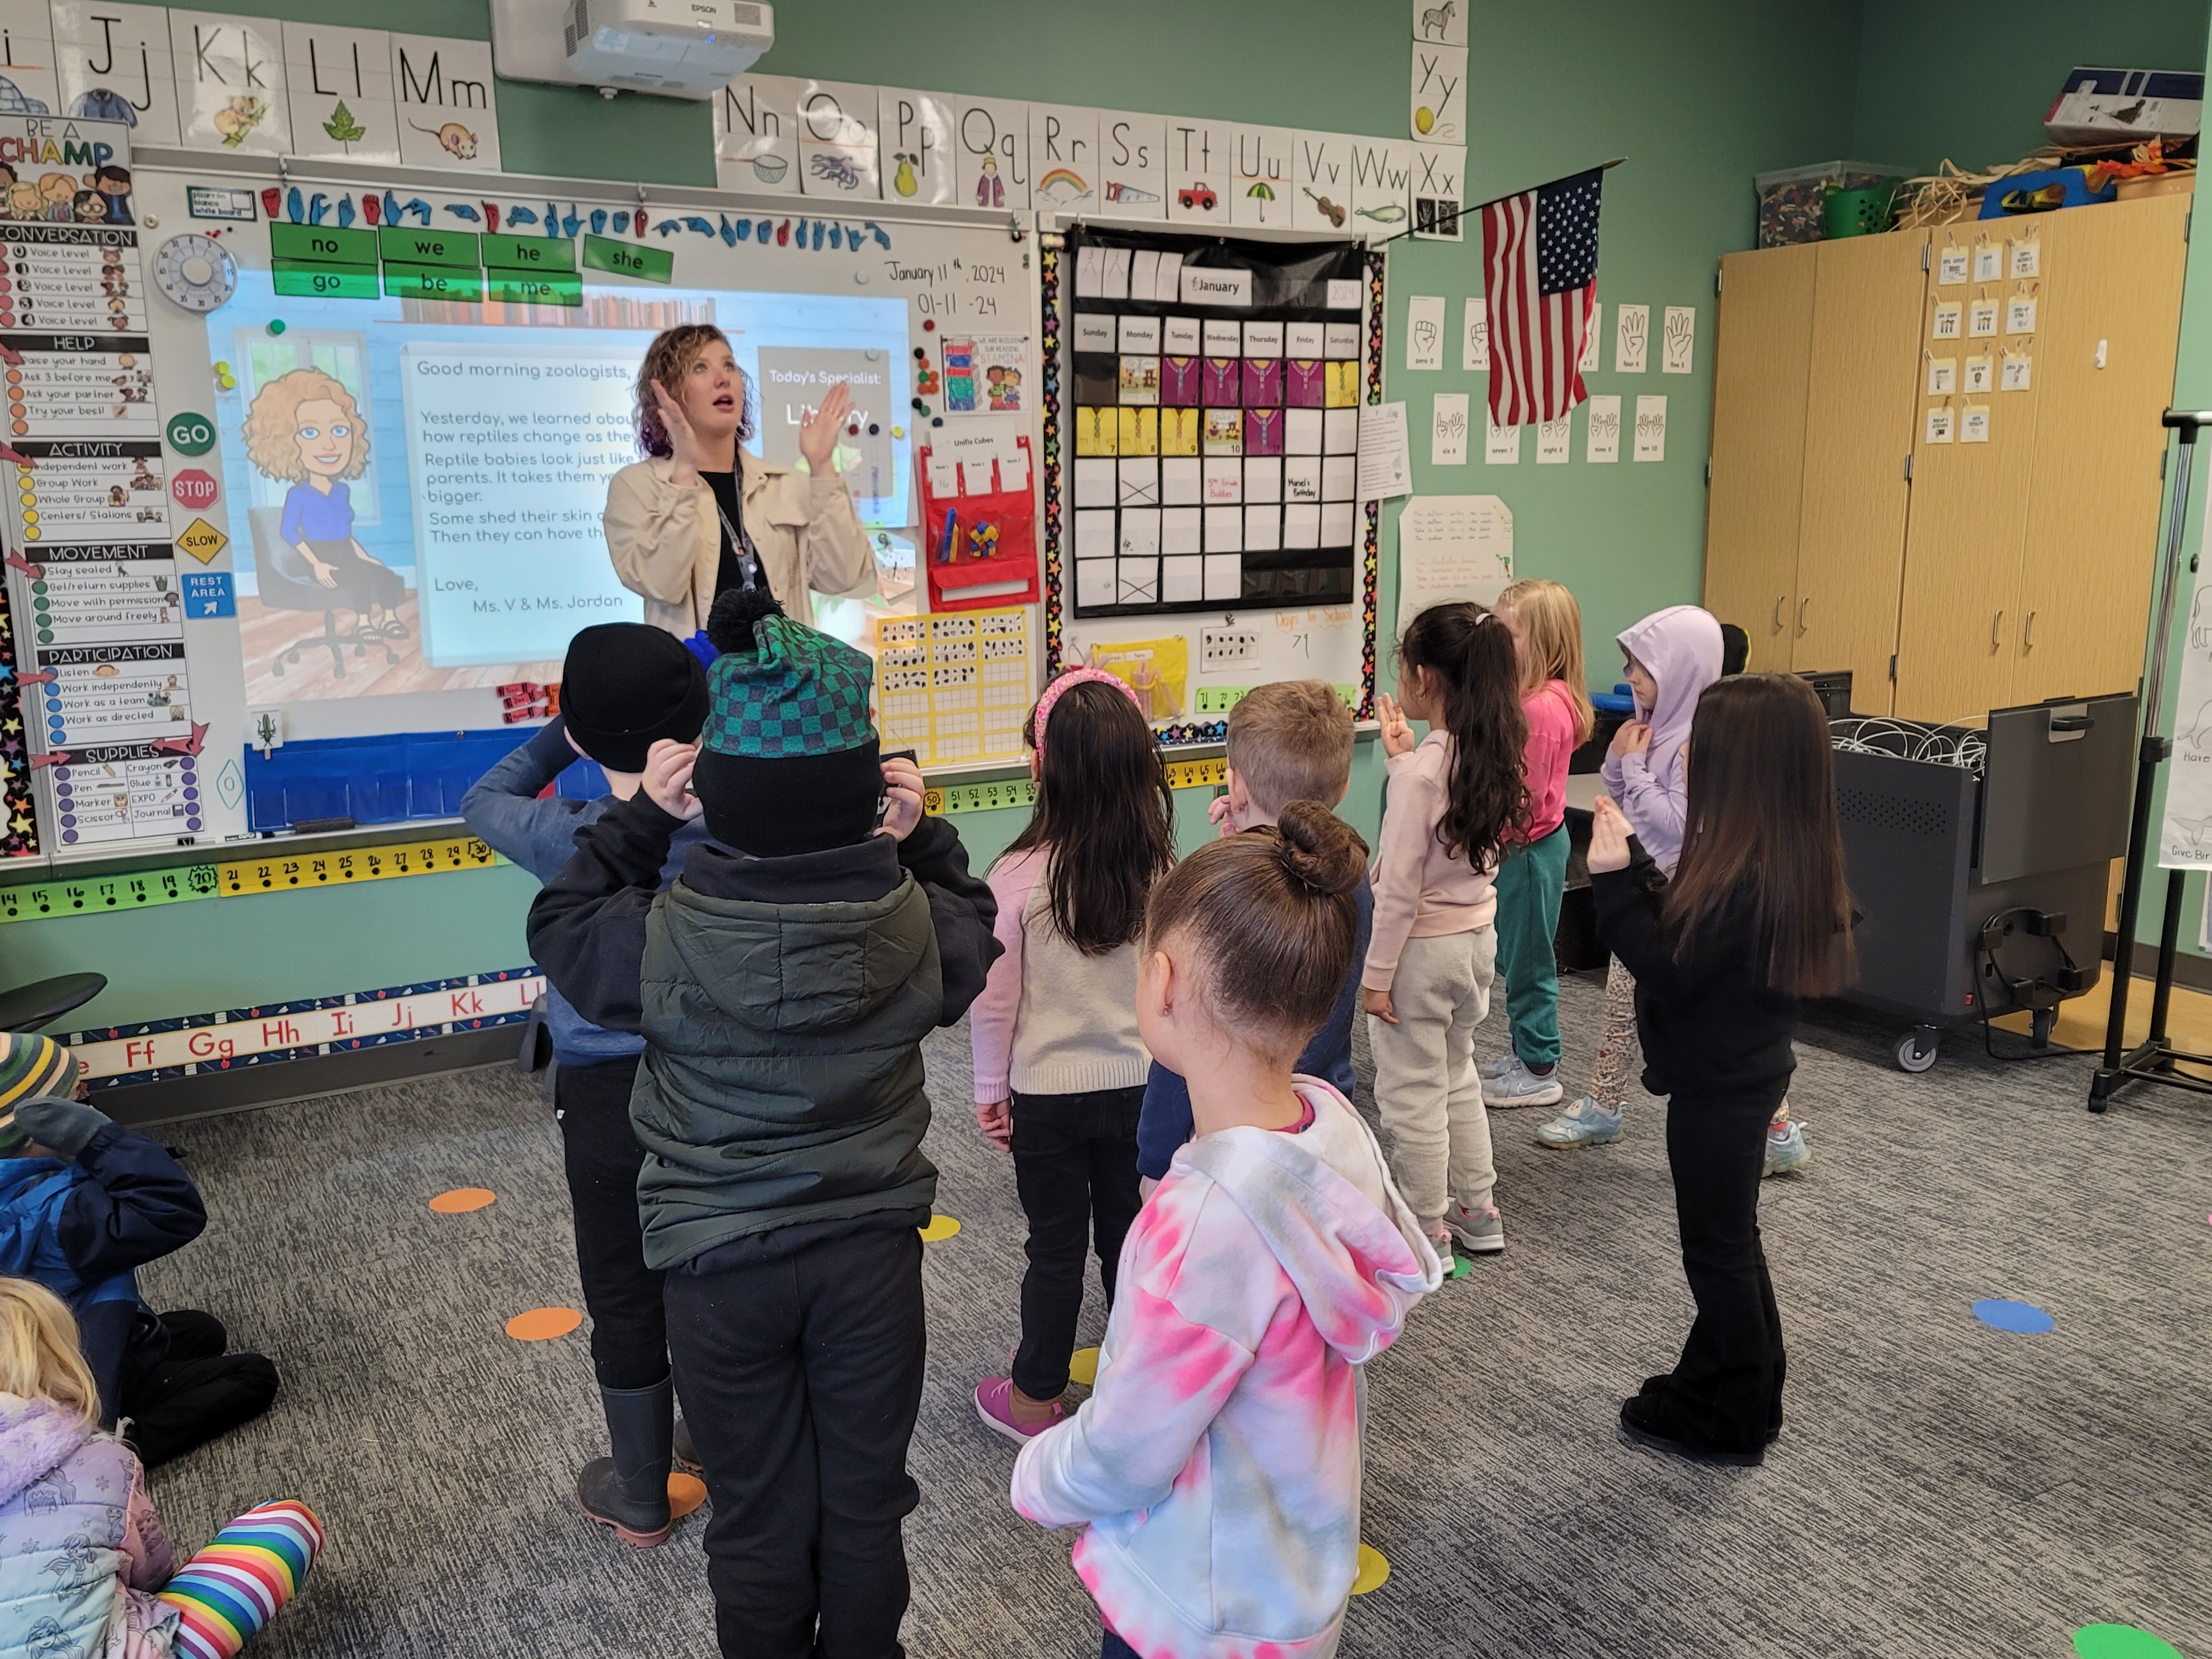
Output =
[{"x1": 1481, "y1": 167, "x2": 1603, "y2": 428}]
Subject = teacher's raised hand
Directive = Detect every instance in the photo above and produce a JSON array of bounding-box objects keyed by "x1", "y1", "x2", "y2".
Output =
[
  {"x1": 797, "y1": 383, "x2": 853, "y2": 472},
  {"x1": 649, "y1": 378, "x2": 706, "y2": 484}
]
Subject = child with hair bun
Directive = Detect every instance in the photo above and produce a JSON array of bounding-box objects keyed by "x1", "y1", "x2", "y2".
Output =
[{"x1": 1012, "y1": 802, "x2": 1439, "y2": 1659}]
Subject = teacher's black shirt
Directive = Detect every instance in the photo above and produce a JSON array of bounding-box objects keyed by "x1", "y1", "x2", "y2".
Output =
[{"x1": 702, "y1": 468, "x2": 772, "y2": 601}]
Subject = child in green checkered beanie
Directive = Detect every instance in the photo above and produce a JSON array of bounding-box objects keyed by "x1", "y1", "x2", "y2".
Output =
[{"x1": 528, "y1": 588, "x2": 1005, "y2": 1655}]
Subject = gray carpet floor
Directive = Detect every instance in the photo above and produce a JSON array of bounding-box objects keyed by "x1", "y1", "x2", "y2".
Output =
[{"x1": 135, "y1": 974, "x2": 2212, "y2": 1658}]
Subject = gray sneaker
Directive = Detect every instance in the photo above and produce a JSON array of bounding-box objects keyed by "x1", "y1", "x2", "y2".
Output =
[
  {"x1": 1481, "y1": 1055, "x2": 1564, "y2": 1108},
  {"x1": 1476, "y1": 1053, "x2": 1517, "y2": 1082},
  {"x1": 1536, "y1": 1097, "x2": 1624, "y2": 1148},
  {"x1": 1446, "y1": 1202, "x2": 1504, "y2": 1254}
]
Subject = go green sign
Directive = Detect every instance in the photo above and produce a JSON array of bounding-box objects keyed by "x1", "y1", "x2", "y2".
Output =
[{"x1": 166, "y1": 411, "x2": 217, "y2": 457}]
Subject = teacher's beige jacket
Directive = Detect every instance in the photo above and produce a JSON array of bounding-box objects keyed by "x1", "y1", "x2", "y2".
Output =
[{"x1": 603, "y1": 451, "x2": 874, "y2": 635}]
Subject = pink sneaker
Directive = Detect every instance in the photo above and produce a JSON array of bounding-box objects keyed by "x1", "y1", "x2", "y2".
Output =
[{"x1": 974, "y1": 1377, "x2": 1064, "y2": 1443}]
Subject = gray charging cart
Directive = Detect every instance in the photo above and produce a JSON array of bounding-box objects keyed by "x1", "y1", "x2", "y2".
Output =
[{"x1": 1832, "y1": 692, "x2": 2136, "y2": 1071}]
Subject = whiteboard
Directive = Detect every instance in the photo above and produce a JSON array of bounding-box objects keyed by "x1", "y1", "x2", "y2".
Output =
[{"x1": 7, "y1": 155, "x2": 1041, "y2": 863}]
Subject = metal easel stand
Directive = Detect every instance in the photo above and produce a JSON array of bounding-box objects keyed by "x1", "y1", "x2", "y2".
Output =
[{"x1": 2092, "y1": 408, "x2": 2212, "y2": 1111}]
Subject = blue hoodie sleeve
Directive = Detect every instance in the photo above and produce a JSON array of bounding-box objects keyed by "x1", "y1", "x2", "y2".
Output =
[
  {"x1": 461, "y1": 721, "x2": 592, "y2": 886},
  {"x1": 1135, "y1": 1061, "x2": 1192, "y2": 1181}
]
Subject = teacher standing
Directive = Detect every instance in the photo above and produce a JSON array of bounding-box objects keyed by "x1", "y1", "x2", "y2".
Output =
[{"x1": 604, "y1": 324, "x2": 874, "y2": 634}]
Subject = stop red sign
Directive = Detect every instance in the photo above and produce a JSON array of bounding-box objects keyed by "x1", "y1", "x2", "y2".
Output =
[{"x1": 170, "y1": 468, "x2": 218, "y2": 510}]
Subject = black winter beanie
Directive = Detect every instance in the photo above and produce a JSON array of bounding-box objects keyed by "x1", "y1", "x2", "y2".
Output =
[{"x1": 560, "y1": 623, "x2": 709, "y2": 773}]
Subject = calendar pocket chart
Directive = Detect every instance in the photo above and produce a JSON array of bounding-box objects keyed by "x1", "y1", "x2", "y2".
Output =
[{"x1": 1064, "y1": 224, "x2": 1368, "y2": 617}]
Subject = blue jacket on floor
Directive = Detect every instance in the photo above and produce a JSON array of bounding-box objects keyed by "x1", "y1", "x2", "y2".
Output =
[{"x1": 1135, "y1": 875, "x2": 1373, "y2": 1180}]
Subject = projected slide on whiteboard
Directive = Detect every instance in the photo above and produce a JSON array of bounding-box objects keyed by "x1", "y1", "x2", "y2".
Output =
[{"x1": 208, "y1": 276, "x2": 904, "y2": 704}]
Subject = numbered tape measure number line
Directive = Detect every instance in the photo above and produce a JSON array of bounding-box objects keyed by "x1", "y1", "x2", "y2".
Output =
[
  {"x1": 926, "y1": 759, "x2": 1224, "y2": 816},
  {"x1": 217, "y1": 837, "x2": 500, "y2": 895},
  {"x1": 0, "y1": 864, "x2": 220, "y2": 924}
]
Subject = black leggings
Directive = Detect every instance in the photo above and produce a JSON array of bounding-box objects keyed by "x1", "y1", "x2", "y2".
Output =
[
  {"x1": 122, "y1": 1310, "x2": 278, "y2": 1468},
  {"x1": 556, "y1": 1055, "x2": 669, "y2": 1391},
  {"x1": 1010, "y1": 1085, "x2": 1144, "y2": 1402}
]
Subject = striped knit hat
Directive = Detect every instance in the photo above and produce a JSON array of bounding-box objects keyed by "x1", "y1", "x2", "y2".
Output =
[{"x1": 0, "y1": 1033, "x2": 79, "y2": 1157}]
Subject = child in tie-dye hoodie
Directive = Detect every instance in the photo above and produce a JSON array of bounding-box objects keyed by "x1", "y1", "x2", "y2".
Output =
[{"x1": 1011, "y1": 803, "x2": 1440, "y2": 1659}]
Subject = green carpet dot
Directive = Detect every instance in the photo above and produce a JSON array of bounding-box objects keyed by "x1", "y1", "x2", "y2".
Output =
[{"x1": 2074, "y1": 1624, "x2": 2185, "y2": 1659}]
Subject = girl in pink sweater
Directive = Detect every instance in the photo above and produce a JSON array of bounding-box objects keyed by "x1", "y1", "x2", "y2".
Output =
[
  {"x1": 1013, "y1": 803, "x2": 1439, "y2": 1659},
  {"x1": 970, "y1": 668, "x2": 1176, "y2": 1442},
  {"x1": 1362, "y1": 602, "x2": 1530, "y2": 1262}
]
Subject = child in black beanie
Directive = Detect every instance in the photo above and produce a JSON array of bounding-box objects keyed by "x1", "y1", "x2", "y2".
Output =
[
  {"x1": 461, "y1": 619, "x2": 709, "y2": 1548},
  {"x1": 529, "y1": 589, "x2": 1001, "y2": 1659}
]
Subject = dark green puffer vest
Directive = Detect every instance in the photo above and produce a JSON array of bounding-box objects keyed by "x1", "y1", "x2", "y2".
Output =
[{"x1": 630, "y1": 868, "x2": 941, "y2": 1271}]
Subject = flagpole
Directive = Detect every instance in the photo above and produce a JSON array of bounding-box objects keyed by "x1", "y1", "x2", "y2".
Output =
[{"x1": 1462, "y1": 157, "x2": 1626, "y2": 218}]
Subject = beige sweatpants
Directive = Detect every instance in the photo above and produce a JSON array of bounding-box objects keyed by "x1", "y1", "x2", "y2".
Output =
[{"x1": 1367, "y1": 927, "x2": 1498, "y2": 1231}]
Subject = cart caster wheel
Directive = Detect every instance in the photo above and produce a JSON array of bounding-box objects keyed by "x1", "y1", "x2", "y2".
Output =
[{"x1": 1895, "y1": 1028, "x2": 1939, "y2": 1073}]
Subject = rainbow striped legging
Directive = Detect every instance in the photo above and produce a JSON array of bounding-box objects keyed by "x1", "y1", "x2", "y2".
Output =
[{"x1": 157, "y1": 1499, "x2": 324, "y2": 1659}]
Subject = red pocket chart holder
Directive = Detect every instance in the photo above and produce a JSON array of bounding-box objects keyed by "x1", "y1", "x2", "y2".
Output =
[{"x1": 916, "y1": 435, "x2": 1040, "y2": 612}]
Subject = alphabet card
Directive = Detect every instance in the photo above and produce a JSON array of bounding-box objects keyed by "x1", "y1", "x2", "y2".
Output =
[
  {"x1": 1164, "y1": 119, "x2": 1233, "y2": 226},
  {"x1": 955, "y1": 93, "x2": 1029, "y2": 211},
  {"x1": 879, "y1": 87, "x2": 958, "y2": 207},
  {"x1": 1031, "y1": 103, "x2": 1097, "y2": 211},
  {"x1": 283, "y1": 21, "x2": 398, "y2": 164},
  {"x1": 1095, "y1": 111, "x2": 1165, "y2": 220},
  {"x1": 1347, "y1": 135, "x2": 1411, "y2": 232},
  {"x1": 1411, "y1": 142, "x2": 1463, "y2": 239},
  {"x1": 1413, "y1": 0, "x2": 1468, "y2": 46},
  {"x1": 794, "y1": 77, "x2": 878, "y2": 199},
  {"x1": 1229, "y1": 123, "x2": 1294, "y2": 229},
  {"x1": 169, "y1": 9, "x2": 290, "y2": 155},
  {"x1": 1410, "y1": 41, "x2": 1466, "y2": 144},
  {"x1": 51, "y1": 1, "x2": 179, "y2": 145},
  {"x1": 1292, "y1": 131, "x2": 1356, "y2": 234},
  {"x1": 391, "y1": 32, "x2": 500, "y2": 171},
  {"x1": 0, "y1": 0, "x2": 61, "y2": 117}
]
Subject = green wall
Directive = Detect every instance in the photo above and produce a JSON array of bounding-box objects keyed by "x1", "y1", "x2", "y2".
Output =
[
  {"x1": 1849, "y1": 0, "x2": 2209, "y2": 175},
  {"x1": 11, "y1": 0, "x2": 1874, "y2": 1029}
]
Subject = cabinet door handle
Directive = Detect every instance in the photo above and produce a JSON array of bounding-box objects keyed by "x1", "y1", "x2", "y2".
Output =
[
  {"x1": 2023, "y1": 610, "x2": 2036, "y2": 650},
  {"x1": 1796, "y1": 597, "x2": 1811, "y2": 636},
  {"x1": 1991, "y1": 609, "x2": 2005, "y2": 650},
  {"x1": 1771, "y1": 596, "x2": 1786, "y2": 634}
]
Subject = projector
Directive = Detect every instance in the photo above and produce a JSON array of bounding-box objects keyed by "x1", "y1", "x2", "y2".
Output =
[{"x1": 491, "y1": 0, "x2": 773, "y2": 100}]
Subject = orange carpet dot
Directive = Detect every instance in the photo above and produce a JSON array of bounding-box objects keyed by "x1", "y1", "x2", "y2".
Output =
[
  {"x1": 505, "y1": 1306, "x2": 582, "y2": 1341},
  {"x1": 668, "y1": 1473, "x2": 707, "y2": 1520},
  {"x1": 429, "y1": 1187, "x2": 496, "y2": 1214}
]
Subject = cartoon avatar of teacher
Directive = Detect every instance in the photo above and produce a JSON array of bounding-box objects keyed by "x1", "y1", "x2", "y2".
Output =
[
  {"x1": 603, "y1": 324, "x2": 873, "y2": 637},
  {"x1": 243, "y1": 368, "x2": 407, "y2": 640}
]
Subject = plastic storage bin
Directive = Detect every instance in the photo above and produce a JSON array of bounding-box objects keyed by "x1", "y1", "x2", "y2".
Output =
[{"x1": 1756, "y1": 161, "x2": 1908, "y2": 248}]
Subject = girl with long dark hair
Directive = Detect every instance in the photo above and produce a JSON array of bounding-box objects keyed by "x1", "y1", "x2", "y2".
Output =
[
  {"x1": 1587, "y1": 672, "x2": 1851, "y2": 1463},
  {"x1": 1362, "y1": 602, "x2": 1529, "y2": 1263},
  {"x1": 969, "y1": 669, "x2": 1176, "y2": 1441}
]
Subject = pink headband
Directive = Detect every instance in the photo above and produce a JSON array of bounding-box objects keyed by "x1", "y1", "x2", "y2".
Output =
[{"x1": 1034, "y1": 666, "x2": 1144, "y2": 754}]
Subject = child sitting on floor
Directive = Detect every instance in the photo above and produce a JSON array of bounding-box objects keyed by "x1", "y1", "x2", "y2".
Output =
[
  {"x1": 0, "y1": 1275, "x2": 321, "y2": 1658},
  {"x1": 0, "y1": 1037, "x2": 277, "y2": 1467}
]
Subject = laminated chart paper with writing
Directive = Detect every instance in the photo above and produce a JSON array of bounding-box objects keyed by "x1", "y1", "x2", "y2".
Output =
[{"x1": 1065, "y1": 224, "x2": 1367, "y2": 618}]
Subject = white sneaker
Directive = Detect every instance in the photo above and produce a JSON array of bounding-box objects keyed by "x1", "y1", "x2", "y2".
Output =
[{"x1": 1481, "y1": 1055, "x2": 1564, "y2": 1108}]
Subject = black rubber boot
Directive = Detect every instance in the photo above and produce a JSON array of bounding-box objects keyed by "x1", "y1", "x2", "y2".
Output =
[
  {"x1": 578, "y1": 1379, "x2": 675, "y2": 1546},
  {"x1": 671, "y1": 1413, "x2": 702, "y2": 1476}
]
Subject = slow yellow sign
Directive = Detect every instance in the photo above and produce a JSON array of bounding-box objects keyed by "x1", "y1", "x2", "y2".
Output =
[{"x1": 175, "y1": 517, "x2": 228, "y2": 565}]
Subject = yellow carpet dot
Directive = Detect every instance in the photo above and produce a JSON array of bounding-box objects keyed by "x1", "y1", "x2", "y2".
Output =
[
  {"x1": 1070, "y1": 1346, "x2": 1100, "y2": 1386},
  {"x1": 1351, "y1": 1542, "x2": 1390, "y2": 1595},
  {"x1": 919, "y1": 1214, "x2": 962, "y2": 1241}
]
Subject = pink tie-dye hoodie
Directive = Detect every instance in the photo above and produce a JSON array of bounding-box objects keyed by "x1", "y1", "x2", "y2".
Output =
[{"x1": 1011, "y1": 1079, "x2": 1441, "y2": 1659}]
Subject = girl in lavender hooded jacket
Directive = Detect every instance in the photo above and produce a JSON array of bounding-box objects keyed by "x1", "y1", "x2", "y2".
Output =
[
  {"x1": 1536, "y1": 607, "x2": 1806, "y2": 1167},
  {"x1": 1012, "y1": 804, "x2": 1441, "y2": 1659}
]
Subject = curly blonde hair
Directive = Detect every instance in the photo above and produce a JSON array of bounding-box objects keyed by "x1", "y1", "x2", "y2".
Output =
[
  {"x1": 633, "y1": 324, "x2": 752, "y2": 457},
  {"x1": 242, "y1": 368, "x2": 371, "y2": 483},
  {"x1": 0, "y1": 1278, "x2": 100, "y2": 1427}
]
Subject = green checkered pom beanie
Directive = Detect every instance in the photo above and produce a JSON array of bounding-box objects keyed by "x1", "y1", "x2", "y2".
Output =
[{"x1": 692, "y1": 589, "x2": 883, "y2": 857}]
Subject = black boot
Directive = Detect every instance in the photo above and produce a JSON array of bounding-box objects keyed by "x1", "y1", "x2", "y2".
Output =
[
  {"x1": 578, "y1": 1379, "x2": 674, "y2": 1546},
  {"x1": 671, "y1": 1413, "x2": 702, "y2": 1475}
]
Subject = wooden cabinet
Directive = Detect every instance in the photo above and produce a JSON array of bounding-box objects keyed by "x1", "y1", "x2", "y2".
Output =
[
  {"x1": 1704, "y1": 195, "x2": 2188, "y2": 724},
  {"x1": 1705, "y1": 243, "x2": 1815, "y2": 672}
]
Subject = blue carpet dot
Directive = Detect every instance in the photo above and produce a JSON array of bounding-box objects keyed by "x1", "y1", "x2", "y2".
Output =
[{"x1": 1973, "y1": 1297, "x2": 2055, "y2": 1334}]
